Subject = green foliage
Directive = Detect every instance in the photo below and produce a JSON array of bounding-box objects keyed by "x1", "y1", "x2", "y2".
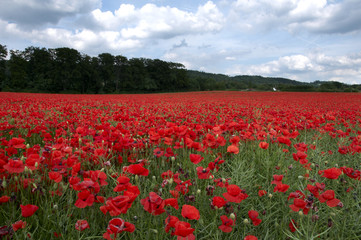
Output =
[{"x1": 0, "y1": 44, "x2": 359, "y2": 93}]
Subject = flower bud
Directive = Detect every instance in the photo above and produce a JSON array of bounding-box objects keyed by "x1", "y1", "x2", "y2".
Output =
[
  {"x1": 230, "y1": 213, "x2": 236, "y2": 220},
  {"x1": 197, "y1": 189, "x2": 201, "y2": 194},
  {"x1": 243, "y1": 219, "x2": 249, "y2": 224}
]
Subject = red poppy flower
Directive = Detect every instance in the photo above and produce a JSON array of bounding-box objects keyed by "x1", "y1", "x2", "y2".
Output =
[
  {"x1": 9, "y1": 137, "x2": 26, "y2": 149},
  {"x1": 181, "y1": 205, "x2": 200, "y2": 220},
  {"x1": 164, "y1": 198, "x2": 179, "y2": 210},
  {"x1": 319, "y1": 190, "x2": 341, "y2": 207},
  {"x1": 12, "y1": 220, "x2": 26, "y2": 231},
  {"x1": 20, "y1": 204, "x2": 39, "y2": 217},
  {"x1": 165, "y1": 215, "x2": 179, "y2": 233},
  {"x1": 196, "y1": 166, "x2": 212, "y2": 179},
  {"x1": 273, "y1": 183, "x2": 290, "y2": 193},
  {"x1": 49, "y1": 171, "x2": 62, "y2": 183},
  {"x1": 126, "y1": 163, "x2": 149, "y2": 176},
  {"x1": 271, "y1": 175, "x2": 284, "y2": 185},
  {"x1": 258, "y1": 190, "x2": 267, "y2": 197},
  {"x1": 289, "y1": 219, "x2": 298, "y2": 232},
  {"x1": 3, "y1": 159, "x2": 25, "y2": 173},
  {"x1": 173, "y1": 221, "x2": 195, "y2": 238},
  {"x1": 227, "y1": 145, "x2": 239, "y2": 154},
  {"x1": 189, "y1": 154, "x2": 203, "y2": 164},
  {"x1": 223, "y1": 184, "x2": 248, "y2": 203},
  {"x1": 103, "y1": 218, "x2": 135, "y2": 240},
  {"x1": 218, "y1": 215, "x2": 235, "y2": 233},
  {"x1": 244, "y1": 235, "x2": 258, "y2": 240},
  {"x1": 248, "y1": 210, "x2": 262, "y2": 226},
  {"x1": 140, "y1": 192, "x2": 165, "y2": 216},
  {"x1": 259, "y1": 142, "x2": 269, "y2": 149},
  {"x1": 212, "y1": 196, "x2": 227, "y2": 209},
  {"x1": 289, "y1": 198, "x2": 309, "y2": 214},
  {"x1": 74, "y1": 190, "x2": 95, "y2": 208},
  {"x1": 320, "y1": 167, "x2": 342, "y2": 179},
  {"x1": 75, "y1": 220, "x2": 90, "y2": 231},
  {"x1": 0, "y1": 196, "x2": 10, "y2": 204}
]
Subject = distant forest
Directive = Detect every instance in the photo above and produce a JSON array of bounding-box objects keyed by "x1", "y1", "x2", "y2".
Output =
[{"x1": 0, "y1": 44, "x2": 360, "y2": 93}]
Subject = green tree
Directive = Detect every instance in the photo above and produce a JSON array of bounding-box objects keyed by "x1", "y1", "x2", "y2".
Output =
[
  {"x1": 98, "y1": 53, "x2": 115, "y2": 93},
  {"x1": 8, "y1": 50, "x2": 28, "y2": 90},
  {"x1": 0, "y1": 44, "x2": 7, "y2": 90},
  {"x1": 24, "y1": 46, "x2": 53, "y2": 91}
]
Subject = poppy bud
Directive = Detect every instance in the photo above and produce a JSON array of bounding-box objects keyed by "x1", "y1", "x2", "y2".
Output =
[
  {"x1": 135, "y1": 175, "x2": 139, "y2": 181},
  {"x1": 150, "y1": 229, "x2": 158, "y2": 234},
  {"x1": 53, "y1": 204, "x2": 58, "y2": 210},
  {"x1": 1, "y1": 179, "x2": 6, "y2": 188},
  {"x1": 152, "y1": 176, "x2": 156, "y2": 181},
  {"x1": 243, "y1": 219, "x2": 249, "y2": 224},
  {"x1": 168, "y1": 178, "x2": 173, "y2": 184},
  {"x1": 268, "y1": 194, "x2": 273, "y2": 198},
  {"x1": 170, "y1": 157, "x2": 175, "y2": 162},
  {"x1": 35, "y1": 162, "x2": 39, "y2": 168},
  {"x1": 298, "y1": 211, "x2": 303, "y2": 216},
  {"x1": 230, "y1": 213, "x2": 236, "y2": 220},
  {"x1": 26, "y1": 144, "x2": 30, "y2": 148},
  {"x1": 298, "y1": 176, "x2": 304, "y2": 179},
  {"x1": 197, "y1": 189, "x2": 201, "y2": 194},
  {"x1": 14, "y1": 176, "x2": 18, "y2": 182}
]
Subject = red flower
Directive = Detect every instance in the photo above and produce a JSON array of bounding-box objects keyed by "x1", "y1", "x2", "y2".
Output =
[
  {"x1": 0, "y1": 196, "x2": 10, "y2": 204},
  {"x1": 259, "y1": 142, "x2": 269, "y2": 149},
  {"x1": 212, "y1": 196, "x2": 227, "y2": 209},
  {"x1": 227, "y1": 145, "x2": 239, "y2": 154},
  {"x1": 165, "y1": 215, "x2": 179, "y2": 233},
  {"x1": 140, "y1": 192, "x2": 165, "y2": 215},
  {"x1": 244, "y1": 235, "x2": 258, "y2": 240},
  {"x1": 273, "y1": 183, "x2": 290, "y2": 193},
  {"x1": 289, "y1": 219, "x2": 298, "y2": 232},
  {"x1": 320, "y1": 167, "x2": 342, "y2": 179},
  {"x1": 319, "y1": 190, "x2": 341, "y2": 207},
  {"x1": 181, "y1": 205, "x2": 200, "y2": 220},
  {"x1": 9, "y1": 137, "x2": 26, "y2": 149},
  {"x1": 258, "y1": 190, "x2": 267, "y2": 197},
  {"x1": 173, "y1": 221, "x2": 194, "y2": 238},
  {"x1": 126, "y1": 163, "x2": 149, "y2": 176},
  {"x1": 223, "y1": 184, "x2": 248, "y2": 203},
  {"x1": 189, "y1": 154, "x2": 203, "y2": 164},
  {"x1": 75, "y1": 220, "x2": 90, "y2": 231},
  {"x1": 12, "y1": 220, "x2": 26, "y2": 231},
  {"x1": 3, "y1": 159, "x2": 25, "y2": 173},
  {"x1": 49, "y1": 171, "x2": 62, "y2": 183},
  {"x1": 74, "y1": 190, "x2": 95, "y2": 208},
  {"x1": 20, "y1": 204, "x2": 39, "y2": 217},
  {"x1": 196, "y1": 166, "x2": 212, "y2": 179},
  {"x1": 103, "y1": 218, "x2": 135, "y2": 240},
  {"x1": 164, "y1": 198, "x2": 179, "y2": 210},
  {"x1": 218, "y1": 215, "x2": 235, "y2": 233},
  {"x1": 289, "y1": 198, "x2": 309, "y2": 214},
  {"x1": 248, "y1": 210, "x2": 262, "y2": 226},
  {"x1": 271, "y1": 175, "x2": 284, "y2": 185}
]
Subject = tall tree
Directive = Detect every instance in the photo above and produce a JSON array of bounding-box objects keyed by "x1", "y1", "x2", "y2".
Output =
[
  {"x1": 0, "y1": 44, "x2": 7, "y2": 90},
  {"x1": 98, "y1": 53, "x2": 115, "y2": 93},
  {"x1": 8, "y1": 50, "x2": 28, "y2": 90},
  {"x1": 24, "y1": 46, "x2": 53, "y2": 91}
]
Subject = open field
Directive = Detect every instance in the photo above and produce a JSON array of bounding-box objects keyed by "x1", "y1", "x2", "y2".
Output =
[{"x1": 0, "y1": 91, "x2": 360, "y2": 240}]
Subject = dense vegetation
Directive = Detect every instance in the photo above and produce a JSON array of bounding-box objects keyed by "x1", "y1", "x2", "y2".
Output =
[{"x1": 0, "y1": 44, "x2": 360, "y2": 93}]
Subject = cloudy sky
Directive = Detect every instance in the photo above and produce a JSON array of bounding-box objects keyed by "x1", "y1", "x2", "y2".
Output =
[{"x1": 1, "y1": 0, "x2": 361, "y2": 84}]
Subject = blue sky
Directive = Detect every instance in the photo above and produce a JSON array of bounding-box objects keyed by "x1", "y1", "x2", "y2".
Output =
[{"x1": 1, "y1": 0, "x2": 361, "y2": 84}]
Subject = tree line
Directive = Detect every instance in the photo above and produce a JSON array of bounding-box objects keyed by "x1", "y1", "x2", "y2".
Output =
[
  {"x1": 1, "y1": 44, "x2": 360, "y2": 93},
  {"x1": 0, "y1": 44, "x2": 189, "y2": 93}
]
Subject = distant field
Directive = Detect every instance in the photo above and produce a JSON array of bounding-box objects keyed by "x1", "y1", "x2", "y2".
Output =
[{"x1": 0, "y1": 91, "x2": 360, "y2": 239}]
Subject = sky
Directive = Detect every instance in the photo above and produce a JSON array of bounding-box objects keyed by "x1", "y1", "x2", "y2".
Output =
[{"x1": 0, "y1": 0, "x2": 361, "y2": 84}]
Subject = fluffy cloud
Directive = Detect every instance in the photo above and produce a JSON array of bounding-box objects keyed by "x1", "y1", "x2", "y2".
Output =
[
  {"x1": 0, "y1": 0, "x2": 101, "y2": 27},
  {"x1": 227, "y1": 52, "x2": 361, "y2": 84},
  {"x1": 230, "y1": 0, "x2": 361, "y2": 34},
  {"x1": 91, "y1": 1, "x2": 225, "y2": 39}
]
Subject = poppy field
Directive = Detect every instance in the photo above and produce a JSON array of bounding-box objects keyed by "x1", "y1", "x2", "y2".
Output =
[{"x1": 0, "y1": 91, "x2": 360, "y2": 240}]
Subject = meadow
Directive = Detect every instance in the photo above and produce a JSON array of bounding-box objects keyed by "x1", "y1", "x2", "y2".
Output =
[{"x1": 0, "y1": 91, "x2": 360, "y2": 240}]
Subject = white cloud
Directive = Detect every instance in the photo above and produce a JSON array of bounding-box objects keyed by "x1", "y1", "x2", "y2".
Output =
[
  {"x1": 91, "y1": 1, "x2": 225, "y2": 40},
  {"x1": 0, "y1": 0, "x2": 101, "y2": 27},
  {"x1": 230, "y1": 0, "x2": 361, "y2": 34},
  {"x1": 227, "y1": 51, "x2": 361, "y2": 84}
]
